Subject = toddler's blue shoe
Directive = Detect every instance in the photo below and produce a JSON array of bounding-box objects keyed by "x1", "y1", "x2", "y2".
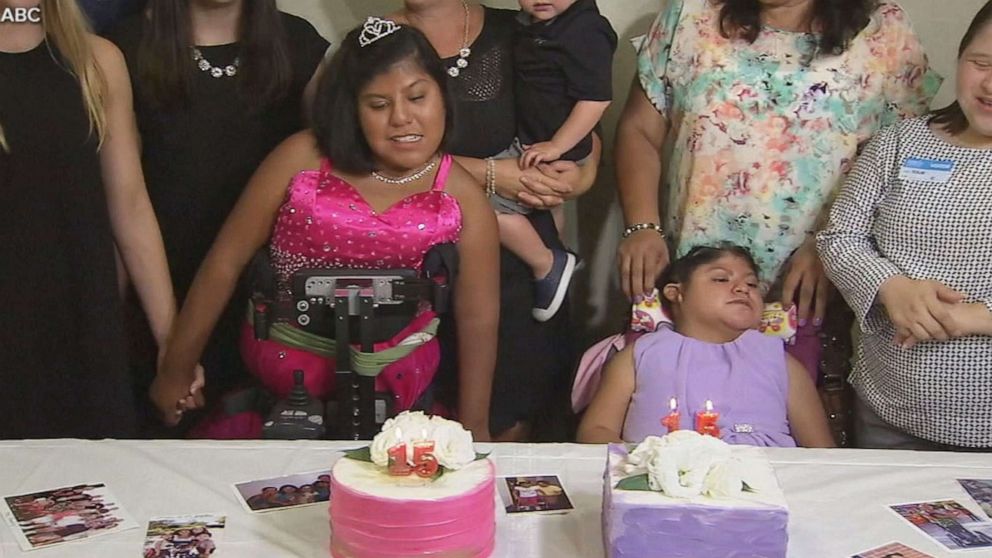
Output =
[{"x1": 532, "y1": 249, "x2": 577, "y2": 322}]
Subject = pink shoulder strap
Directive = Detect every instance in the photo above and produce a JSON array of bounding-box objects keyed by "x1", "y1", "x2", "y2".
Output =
[{"x1": 430, "y1": 154, "x2": 453, "y2": 191}]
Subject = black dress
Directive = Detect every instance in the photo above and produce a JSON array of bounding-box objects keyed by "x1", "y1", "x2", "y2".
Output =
[
  {"x1": 0, "y1": 41, "x2": 136, "y2": 438},
  {"x1": 440, "y1": 7, "x2": 575, "y2": 436},
  {"x1": 106, "y1": 13, "x2": 329, "y2": 401}
]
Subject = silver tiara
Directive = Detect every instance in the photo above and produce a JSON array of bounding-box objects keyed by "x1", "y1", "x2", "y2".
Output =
[{"x1": 359, "y1": 17, "x2": 401, "y2": 48}]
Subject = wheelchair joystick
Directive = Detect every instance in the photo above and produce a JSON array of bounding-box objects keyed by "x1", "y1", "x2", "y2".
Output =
[{"x1": 262, "y1": 370, "x2": 325, "y2": 440}]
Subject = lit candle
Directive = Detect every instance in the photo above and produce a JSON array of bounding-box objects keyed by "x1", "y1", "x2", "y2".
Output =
[
  {"x1": 387, "y1": 428, "x2": 411, "y2": 476},
  {"x1": 695, "y1": 400, "x2": 720, "y2": 438},
  {"x1": 414, "y1": 453, "x2": 440, "y2": 478},
  {"x1": 413, "y1": 428, "x2": 439, "y2": 478},
  {"x1": 660, "y1": 397, "x2": 680, "y2": 433},
  {"x1": 412, "y1": 428, "x2": 435, "y2": 463}
]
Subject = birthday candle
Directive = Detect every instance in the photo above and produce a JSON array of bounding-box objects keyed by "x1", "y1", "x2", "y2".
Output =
[
  {"x1": 660, "y1": 397, "x2": 680, "y2": 433},
  {"x1": 387, "y1": 428, "x2": 412, "y2": 476},
  {"x1": 412, "y1": 428, "x2": 435, "y2": 463},
  {"x1": 695, "y1": 400, "x2": 720, "y2": 438}
]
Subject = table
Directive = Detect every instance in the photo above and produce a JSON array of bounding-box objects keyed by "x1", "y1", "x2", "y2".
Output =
[{"x1": 1, "y1": 440, "x2": 992, "y2": 557}]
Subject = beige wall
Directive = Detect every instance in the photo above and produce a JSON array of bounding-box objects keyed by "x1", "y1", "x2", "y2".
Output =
[{"x1": 278, "y1": 0, "x2": 985, "y2": 340}]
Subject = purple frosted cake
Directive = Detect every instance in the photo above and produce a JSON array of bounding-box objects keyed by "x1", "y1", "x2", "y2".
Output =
[{"x1": 602, "y1": 435, "x2": 788, "y2": 558}]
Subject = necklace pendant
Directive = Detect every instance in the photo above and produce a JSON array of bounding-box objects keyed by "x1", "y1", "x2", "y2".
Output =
[
  {"x1": 456, "y1": 58, "x2": 468, "y2": 69},
  {"x1": 459, "y1": 48, "x2": 472, "y2": 58},
  {"x1": 197, "y1": 59, "x2": 210, "y2": 71},
  {"x1": 447, "y1": 67, "x2": 460, "y2": 77},
  {"x1": 224, "y1": 64, "x2": 237, "y2": 77},
  {"x1": 210, "y1": 67, "x2": 223, "y2": 78}
]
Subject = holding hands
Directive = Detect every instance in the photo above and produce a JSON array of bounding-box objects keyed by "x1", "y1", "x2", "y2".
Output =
[
  {"x1": 151, "y1": 350, "x2": 206, "y2": 426},
  {"x1": 879, "y1": 276, "x2": 992, "y2": 348}
]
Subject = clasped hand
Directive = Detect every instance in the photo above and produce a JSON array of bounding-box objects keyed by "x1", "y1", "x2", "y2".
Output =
[
  {"x1": 498, "y1": 158, "x2": 577, "y2": 209},
  {"x1": 879, "y1": 275, "x2": 988, "y2": 348},
  {"x1": 150, "y1": 347, "x2": 206, "y2": 426}
]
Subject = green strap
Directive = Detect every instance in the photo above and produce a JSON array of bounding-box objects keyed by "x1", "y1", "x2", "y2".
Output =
[{"x1": 246, "y1": 302, "x2": 439, "y2": 377}]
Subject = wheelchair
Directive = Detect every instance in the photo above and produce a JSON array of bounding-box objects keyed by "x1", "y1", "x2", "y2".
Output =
[{"x1": 209, "y1": 245, "x2": 457, "y2": 441}]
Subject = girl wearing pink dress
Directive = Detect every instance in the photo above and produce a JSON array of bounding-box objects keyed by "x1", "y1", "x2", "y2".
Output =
[{"x1": 151, "y1": 20, "x2": 499, "y2": 441}]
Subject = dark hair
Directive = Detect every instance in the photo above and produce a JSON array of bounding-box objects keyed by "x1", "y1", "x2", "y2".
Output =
[
  {"x1": 278, "y1": 484, "x2": 296, "y2": 492},
  {"x1": 930, "y1": 0, "x2": 992, "y2": 135},
  {"x1": 311, "y1": 22, "x2": 454, "y2": 174},
  {"x1": 137, "y1": 0, "x2": 292, "y2": 110},
  {"x1": 716, "y1": 0, "x2": 877, "y2": 58},
  {"x1": 656, "y1": 244, "x2": 760, "y2": 313}
]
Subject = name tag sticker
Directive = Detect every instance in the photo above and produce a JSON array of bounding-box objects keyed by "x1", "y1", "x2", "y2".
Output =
[{"x1": 899, "y1": 158, "x2": 955, "y2": 183}]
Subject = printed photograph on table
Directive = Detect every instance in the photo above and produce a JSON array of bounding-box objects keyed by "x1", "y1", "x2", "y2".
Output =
[
  {"x1": 143, "y1": 514, "x2": 225, "y2": 557},
  {"x1": 959, "y1": 479, "x2": 992, "y2": 519},
  {"x1": 851, "y1": 541, "x2": 935, "y2": 558},
  {"x1": 498, "y1": 475, "x2": 574, "y2": 514},
  {"x1": 0, "y1": 482, "x2": 137, "y2": 551},
  {"x1": 889, "y1": 500, "x2": 992, "y2": 551},
  {"x1": 233, "y1": 469, "x2": 331, "y2": 512}
]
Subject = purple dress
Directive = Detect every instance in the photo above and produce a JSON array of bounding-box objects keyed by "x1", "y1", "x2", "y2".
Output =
[{"x1": 623, "y1": 328, "x2": 796, "y2": 447}]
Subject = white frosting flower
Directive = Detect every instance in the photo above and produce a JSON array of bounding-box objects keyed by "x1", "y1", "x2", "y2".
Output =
[
  {"x1": 624, "y1": 430, "x2": 752, "y2": 499},
  {"x1": 623, "y1": 435, "x2": 665, "y2": 475},
  {"x1": 427, "y1": 415, "x2": 476, "y2": 470},
  {"x1": 703, "y1": 458, "x2": 747, "y2": 498},
  {"x1": 369, "y1": 412, "x2": 475, "y2": 470}
]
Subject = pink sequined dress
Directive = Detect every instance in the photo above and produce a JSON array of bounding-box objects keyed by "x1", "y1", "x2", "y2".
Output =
[{"x1": 239, "y1": 154, "x2": 462, "y2": 408}]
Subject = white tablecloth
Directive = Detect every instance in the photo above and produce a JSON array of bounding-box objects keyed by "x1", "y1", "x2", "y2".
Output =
[{"x1": 1, "y1": 440, "x2": 992, "y2": 557}]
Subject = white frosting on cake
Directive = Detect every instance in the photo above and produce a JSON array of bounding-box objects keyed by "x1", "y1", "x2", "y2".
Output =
[
  {"x1": 608, "y1": 445, "x2": 786, "y2": 509},
  {"x1": 332, "y1": 457, "x2": 492, "y2": 500}
]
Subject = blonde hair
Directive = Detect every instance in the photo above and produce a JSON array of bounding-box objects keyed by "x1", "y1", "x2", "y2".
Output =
[{"x1": 0, "y1": 0, "x2": 106, "y2": 153}]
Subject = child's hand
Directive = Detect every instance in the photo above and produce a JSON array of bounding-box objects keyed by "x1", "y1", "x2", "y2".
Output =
[{"x1": 519, "y1": 141, "x2": 564, "y2": 169}]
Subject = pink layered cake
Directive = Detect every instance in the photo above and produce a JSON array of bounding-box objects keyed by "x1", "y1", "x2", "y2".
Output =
[
  {"x1": 329, "y1": 411, "x2": 495, "y2": 558},
  {"x1": 603, "y1": 434, "x2": 789, "y2": 558},
  {"x1": 330, "y1": 457, "x2": 495, "y2": 557}
]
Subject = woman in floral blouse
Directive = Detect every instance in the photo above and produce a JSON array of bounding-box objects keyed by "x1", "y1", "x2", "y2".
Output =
[{"x1": 614, "y1": 0, "x2": 940, "y2": 381}]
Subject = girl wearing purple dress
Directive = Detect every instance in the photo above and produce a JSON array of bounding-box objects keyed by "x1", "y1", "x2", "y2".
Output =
[{"x1": 578, "y1": 245, "x2": 834, "y2": 447}]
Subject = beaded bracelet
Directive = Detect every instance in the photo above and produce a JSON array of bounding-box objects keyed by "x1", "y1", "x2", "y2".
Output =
[
  {"x1": 622, "y1": 222, "x2": 664, "y2": 239},
  {"x1": 484, "y1": 158, "x2": 496, "y2": 198}
]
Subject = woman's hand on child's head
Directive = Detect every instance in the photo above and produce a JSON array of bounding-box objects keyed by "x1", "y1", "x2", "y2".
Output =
[
  {"x1": 519, "y1": 141, "x2": 564, "y2": 169},
  {"x1": 780, "y1": 238, "x2": 831, "y2": 328},
  {"x1": 879, "y1": 275, "x2": 966, "y2": 348},
  {"x1": 618, "y1": 230, "x2": 669, "y2": 300}
]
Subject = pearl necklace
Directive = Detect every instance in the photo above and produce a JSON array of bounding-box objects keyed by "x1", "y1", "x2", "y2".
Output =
[
  {"x1": 446, "y1": 2, "x2": 472, "y2": 78},
  {"x1": 192, "y1": 47, "x2": 239, "y2": 78},
  {"x1": 371, "y1": 156, "x2": 439, "y2": 185}
]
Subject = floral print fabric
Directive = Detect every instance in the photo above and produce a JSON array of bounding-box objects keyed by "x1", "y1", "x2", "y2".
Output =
[{"x1": 637, "y1": 0, "x2": 940, "y2": 285}]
